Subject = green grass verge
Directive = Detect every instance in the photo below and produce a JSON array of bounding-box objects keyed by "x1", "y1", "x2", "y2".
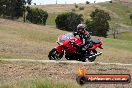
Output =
[
  {"x1": 103, "y1": 37, "x2": 132, "y2": 51},
  {"x1": 0, "y1": 20, "x2": 66, "y2": 59},
  {"x1": 108, "y1": 32, "x2": 132, "y2": 41},
  {"x1": 46, "y1": 13, "x2": 60, "y2": 25},
  {"x1": 0, "y1": 24, "x2": 57, "y2": 43},
  {"x1": 0, "y1": 80, "x2": 80, "y2": 88},
  {"x1": 99, "y1": 2, "x2": 132, "y2": 26}
]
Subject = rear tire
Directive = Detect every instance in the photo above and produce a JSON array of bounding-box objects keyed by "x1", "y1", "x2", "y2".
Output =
[
  {"x1": 48, "y1": 48, "x2": 63, "y2": 60},
  {"x1": 88, "y1": 50, "x2": 97, "y2": 62},
  {"x1": 88, "y1": 56, "x2": 96, "y2": 62},
  {"x1": 65, "y1": 53, "x2": 76, "y2": 60},
  {"x1": 81, "y1": 58, "x2": 87, "y2": 62}
]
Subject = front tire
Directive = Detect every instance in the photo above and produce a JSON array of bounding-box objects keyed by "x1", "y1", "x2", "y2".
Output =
[{"x1": 48, "y1": 48, "x2": 63, "y2": 60}]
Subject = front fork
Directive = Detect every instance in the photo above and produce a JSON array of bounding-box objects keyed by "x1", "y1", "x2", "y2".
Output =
[
  {"x1": 55, "y1": 45, "x2": 64, "y2": 54},
  {"x1": 54, "y1": 45, "x2": 64, "y2": 60}
]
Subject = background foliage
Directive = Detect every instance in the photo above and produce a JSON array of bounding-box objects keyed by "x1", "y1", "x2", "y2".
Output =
[
  {"x1": 55, "y1": 12, "x2": 83, "y2": 31},
  {"x1": 86, "y1": 9, "x2": 111, "y2": 37},
  {"x1": 26, "y1": 8, "x2": 48, "y2": 25}
]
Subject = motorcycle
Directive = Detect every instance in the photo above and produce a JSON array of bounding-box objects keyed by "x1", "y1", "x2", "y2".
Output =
[{"x1": 48, "y1": 33, "x2": 103, "y2": 62}]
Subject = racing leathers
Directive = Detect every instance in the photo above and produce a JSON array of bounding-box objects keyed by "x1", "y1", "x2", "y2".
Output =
[{"x1": 73, "y1": 31, "x2": 92, "y2": 53}]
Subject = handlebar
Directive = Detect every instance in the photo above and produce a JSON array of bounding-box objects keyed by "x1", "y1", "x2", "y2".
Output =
[{"x1": 56, "y1": 41, "x2": 63, "y2": 45}]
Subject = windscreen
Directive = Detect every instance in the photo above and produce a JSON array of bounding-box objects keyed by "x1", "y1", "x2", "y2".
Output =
[{"x1": 58, "y1": 33, "x2": 74, "y2": 42}]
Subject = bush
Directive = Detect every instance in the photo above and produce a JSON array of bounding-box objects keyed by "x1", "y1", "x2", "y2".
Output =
[
  {"x1": 75, "y1": 4, "x2": 78, "y2": 8},
  {"x1": 0, "y1": 0, "x2": 26, "y2": 19},
  {"x1": 85, "y1": 9, "x2": 111, "y2": 37},
  {"x1": 26, "y1": 8, "x2": 48, "y2": 25},
  {"x1": 109, "y1": 1, "x2": 112, "y2": 3},
  {"x1": 55, "y1": 12, "x2": 83, "y2": 31},
  {"x1": 79, "y1": 6, "x2": 84, "y2": 10},
  {"x1": 86, "y1": 1, "x2": 90, "y2": 4}
]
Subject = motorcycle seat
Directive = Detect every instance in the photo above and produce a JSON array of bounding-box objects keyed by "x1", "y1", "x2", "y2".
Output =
[{"x1": 92, "y1": 40, "x2": 100, "y2": 44}]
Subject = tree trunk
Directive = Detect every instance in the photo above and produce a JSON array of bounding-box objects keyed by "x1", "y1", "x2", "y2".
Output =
[{"x1": 23, "y1": 7, "x2": 26, "y2": 22}]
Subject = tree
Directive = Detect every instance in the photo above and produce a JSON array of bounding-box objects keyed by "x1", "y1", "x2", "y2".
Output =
[
  {"x1": 79, "y1": 6, "x2": 85, "y2": 10},
  {"x1": 111, "y1": 28, "x2": 119, "y2": 39},
  {"x1": 23, "y1": 0, "x2": 32, "y2": 22},
  {"x1": 26, "y1": 8, "x2": 48, "y2": 25},
  {"x1": 0, "y1": 0, "x2": 26, "y2": 19},
  {"x1": 27, "y1": 0, "x2": 32, "y2": 5},
  {"x1": 111, "y1": 24, "x2": 121, "y2": 39},
  {"x1": 34, "y1": 3, "x2": 36, "y2": 5},
  {"x1": 75, "y1": 4, "x2": 78, "y2": 8},
  {"x1": 0, "y1": 0, "x2": 33, "y2": 21},
  {"x1": 86, "y1": 1, "x2": 90, "y2": 4},
  {"x1": 109, "y1": 0, "x2": 112, "y2": 3},
  {"x1": 85, "y1": 9, "x2": 111, "y2": 37},
  {"x1": 55, "y1": 12, "x2": 83, "y2": 31},
  {"x1": 0, "y1": 2, "x2": 5, "y2": 16}
]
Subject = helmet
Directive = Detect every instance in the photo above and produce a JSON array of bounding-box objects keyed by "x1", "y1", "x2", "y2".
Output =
[{"x1": 77, "y1": 24, "x2": 86, "y2": 34}]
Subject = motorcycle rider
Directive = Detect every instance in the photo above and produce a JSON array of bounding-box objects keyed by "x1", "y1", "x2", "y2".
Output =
[{"x1": 73, "y1": 23, "x2": 92, "y2": 53}]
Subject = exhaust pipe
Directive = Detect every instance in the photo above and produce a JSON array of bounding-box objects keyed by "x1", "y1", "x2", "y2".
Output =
[
  {"x1": 95, "y1": 52, "x2": 102, "y2": 56},
  {"x1": 89, "y1": 52, "x2": 102, "y2": 58}
]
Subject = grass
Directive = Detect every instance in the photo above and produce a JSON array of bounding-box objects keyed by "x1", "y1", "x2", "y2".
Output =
[
  {"x1": 0, "y1": 24, "x2": 57, "y2": 43},
  {"x1": 0, "y1": 2, "x2": 132, "y2": 88},
  {"x1": 33, "y1": 1, "x2": 132, "y2": 28},
  {"x1": 103, "y1": 37, "x2": 132, "y2": 51},
  {"x1": 34, "y1": 4, "x2": 96, "y2": 25},
  {"x1": 98, "y1": 1, "x2": 132, "y2": 26},
  {"x1": 0, "y1": 80, "x2": 80, "y2": 88},
  {"x1": 108, "y1": 32, "x2": 132, "y2": 41},
  {"x1": 32, "y1": 4, "x2": 75, "y2": 13},
  {"x1": 0, "y1": 52, "x2": 48, "y2": 59},
  {"x1": 46, "y1": 13, "x2": 59, "y2": 25},
  {"x1": 0, "y1": 18, "x2": 132, "y2": 64},
  {"x1": 91, "y1": 36, "x2": 132, "y2": 64},
  {"x1": 0, "y1": 19, "x2": 66, "y2": 59}
]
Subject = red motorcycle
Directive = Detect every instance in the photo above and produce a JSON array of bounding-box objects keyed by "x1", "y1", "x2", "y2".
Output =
[{"x1": 48, "y1": 33, "x2": 103, "y2": 62}]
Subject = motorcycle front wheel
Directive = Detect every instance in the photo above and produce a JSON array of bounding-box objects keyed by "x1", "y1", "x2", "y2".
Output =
[{"x1": 48, "y1": 48, "x2": 64, "y2": 60}]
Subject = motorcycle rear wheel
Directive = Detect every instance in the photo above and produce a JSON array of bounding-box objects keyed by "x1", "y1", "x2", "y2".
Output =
[
  {"x1": 88, "y1": 56, "x2": 96, "y2": 62},
  {"x1": 88, "y1": 50, "x2": 97, "y2": 62},
  {"x1": 48, "y1": 48, "x2": 64, "y2": 60},
  {"x1": 81, "y1": 50, "x2": 97, "y2": 62}
]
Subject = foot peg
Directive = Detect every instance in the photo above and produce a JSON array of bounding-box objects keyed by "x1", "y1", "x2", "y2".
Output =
[
  {"x1": 89, "y1": 52, "x2": 102, "y2": 58},
  {"x1": 99, "y1": 46, "x2": 103, "y2": 49}
]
